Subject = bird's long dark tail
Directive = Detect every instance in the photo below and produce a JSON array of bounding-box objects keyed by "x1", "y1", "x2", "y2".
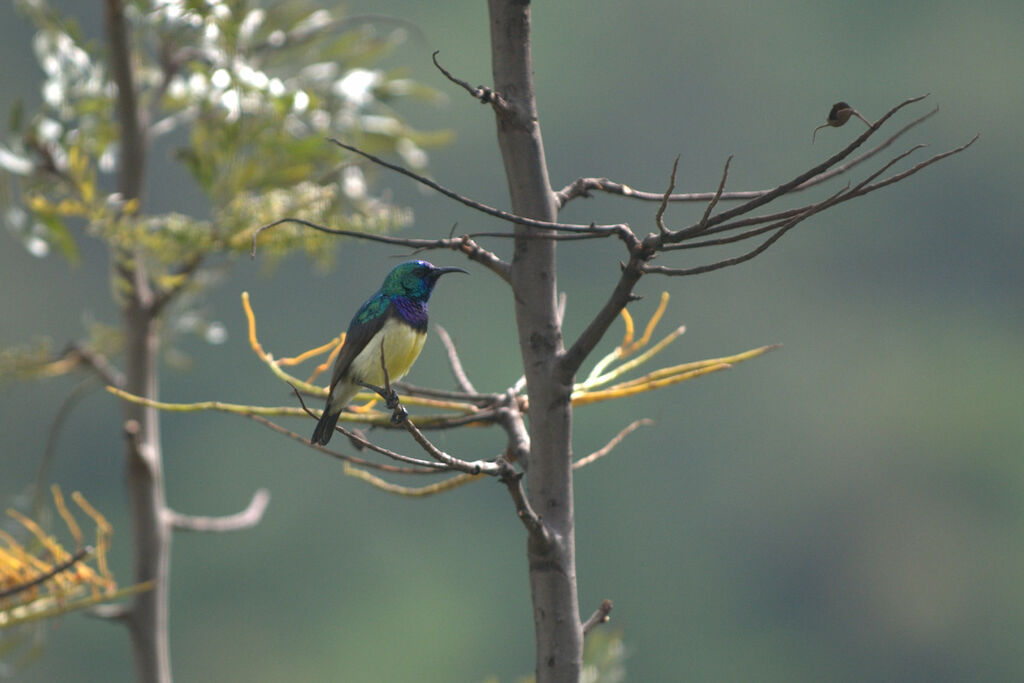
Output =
[{"x1": 311, "y1": 409, "x2": 341, "y2": 445}]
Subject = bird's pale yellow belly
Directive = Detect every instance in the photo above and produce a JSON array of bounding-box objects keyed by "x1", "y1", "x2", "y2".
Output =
[{"x1": 349, "y1": 316, "x2": 427, "y2": 386}]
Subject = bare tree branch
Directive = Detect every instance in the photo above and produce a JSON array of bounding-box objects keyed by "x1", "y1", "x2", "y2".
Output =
[
  {"x1": 669, "y1": 135, "x2": 976, "y2": 258},
  {"x1": 553, "y1": 103, "x2": 939, "y2": 208},
  {"x1": 655, "y1": 156, "x2": 679, "y2": 235},
  {"x1": 844, "y1": 134, "x2": 978, "y2": 199},
  {"x1": 432, "y1": 51, "x2": 512, "y2": 115},
  {"x1": 696, "y1": 155, "x2": 733, "y2": 232},
  {"x1": 435, "y1": 324, "x2": 477, "y2": 393},
  {"x1": 573, "y1": 419, "x2": 654, "y2": 470},
  {"x1": 252, "y1": 218, "x2": 512, "y2": 282},
  {"x1": 664, "y1": 94, "x2": 931, "y2": 242},
  {"x1": 644, "y1": 185, "x2": 850, "y2": 276},
  {"x1": 558, "y1": 259, "x2": 645, "y2": 379},
  {"x1": 290, "y1": 385, "x2": 451, "y2": 470},
  {"x1": 70, "y1": 343, "x2": 126, "y2": 388},
  {"x1": 243, "y1": 410, "x2": 442, "y2": 474},
  {"x1": 165, "y1": 490, "x2": 270, "y2": 533},
  {"x1": 582, "y1": 599, "x2": 613, "y2": 636},
  {"x1": 325, "y1": 138, "x2": 636, "y2": 242},
  {"x1": 500, "y1": 469, "x2": 552, "y2": 545}
]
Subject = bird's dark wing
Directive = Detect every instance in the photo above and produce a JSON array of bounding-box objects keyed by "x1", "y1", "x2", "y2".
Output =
[{"x1": 328, "y1": 295, "x2": 393, "y2": 393}]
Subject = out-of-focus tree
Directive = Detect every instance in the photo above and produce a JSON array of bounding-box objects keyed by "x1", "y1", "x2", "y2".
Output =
[{"x1": 0, "y1": 1, "x2": 446, "y2": 680}]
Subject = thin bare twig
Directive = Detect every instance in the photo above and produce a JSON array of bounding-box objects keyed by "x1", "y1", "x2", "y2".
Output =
[
  {"x1": 846, "y1": 134, "x2": 978, "y2": 198},
  {"x1": 164, "y1": 489, "x2": 270, "y2": 533},
  {"x1": 674, "y1": 134, "x2": 976, "y2": 254},
  {"x1": 666, "y1": 95, "x2": 931, "y2": 242},
  {"x1": 290, "y1": 385, "x2": 449, "y2": 470},
  {"x1": 326, "y1": 138, "x2": 636, "y2": 242},
  {"x1": 655, "y1": 157, "x2": 680, "y2": 235},
  {"x1": 432, "y1": 51, "x2": 510, "y2": 113},
  {"x1": 392, "y1": 381, "x2": 498, "y2": 405},
  {"x1": 244, "y1": 410, "x2": 440, "y2": 473},
  {"x1": 435, "y1": 325, "x2": 476, "y2": 393},
  {"x1": 644, "y1": 185, "x2": 850, "y2": 276},
  {"x1": 582, "y1": 599, "x2": 614, "y2": 636},
  {"x1": 553, "y1": 104, "x2": 939, "y2": 207},
  {"x1": 70, "y1": 343, "x2": 126, "y2": 388},
  {"x1": 678, "y1": 184, "x2": 850, "y2": 251},
  {"x1": 573, "y1": 419, "x2": 654, "y2": 470},
  {"x1": 696, "y1": 155, "x2": 732, "y2": 232},
  {"x1": 251, "y1": 218, "x2": 512, "y2": 282}
]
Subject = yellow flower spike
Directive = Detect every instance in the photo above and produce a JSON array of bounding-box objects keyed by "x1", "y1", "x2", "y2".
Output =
[
  {"x1": 1, "y1": 493, "x2": 152, "y2": 629},
  {"x1": 240, "y1": 293, "x2": 326, "y2": 394},
  {"x1": 619, "y1": 307, "x2": 635, "y2": 350},
  {"x1": 582, "y1": 345, "x2": 624, "y2": 386},
  {"x1": 612, "y1": 345, "x2": 779, "y2": 391},
  {"x1": 280, "y1": 334, "x2": 344, "y2": 367},
  {"x1": 51, "y1": 486, "x2": 83, "y2": 551},
  {"x1": 304, "y1": 338, "x2": 344, "y2": 383},
  {"x1": 72, "y1": 492, "x2": 114, "y2": 589},
  {"x1": 6, "y1": 510, "x2": 64, "y2": 565},
  {"x1": 0, "y1": 530, "x2": 34, "y2": 582},
  {"x1": 343, "y1": 462, "x2": 483, "y2": 496},
  {"x1": 242, "y1": 291, "x2": 265, "y2": 359},
  {"x1": 582, "y1": 292, "x2": 675, "y2": 389},
  {"x1": 581, "y1": 324, "x2": 686, "y2": 390},
  {"x1": 571, "y1": 362, "x2": 731, "y2": 405},
  {"x1": 624, "y1": 291, "x2": 670, "y2": 355}
]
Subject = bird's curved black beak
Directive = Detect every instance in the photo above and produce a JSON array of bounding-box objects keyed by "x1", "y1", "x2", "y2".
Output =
[{"x1": 431, "y1": 266, "x2": 469, "y2": 279}]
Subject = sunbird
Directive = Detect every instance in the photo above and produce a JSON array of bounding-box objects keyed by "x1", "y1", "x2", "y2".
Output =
[{"x1": 310, "y1": 260, "x2": 467, "y2": 445}]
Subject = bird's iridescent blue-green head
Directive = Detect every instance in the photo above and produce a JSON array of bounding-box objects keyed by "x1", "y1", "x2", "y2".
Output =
[{"x1": 380, "y1": 260, "x2": 467, "y2": 299}]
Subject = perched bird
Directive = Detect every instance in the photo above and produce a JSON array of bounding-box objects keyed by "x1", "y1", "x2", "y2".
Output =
[{"x1": 310, "y1": 260, "x2": 467, "y2": 445}]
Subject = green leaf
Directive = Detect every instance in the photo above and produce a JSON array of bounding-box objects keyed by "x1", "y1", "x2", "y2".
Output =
[{"x1": 38, "y1": 214, "x2": 79, "y2": 265}]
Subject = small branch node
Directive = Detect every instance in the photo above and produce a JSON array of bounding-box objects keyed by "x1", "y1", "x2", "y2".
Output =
[{"x1": 582, "y1": 599, "x2": 614, "y2": 636}]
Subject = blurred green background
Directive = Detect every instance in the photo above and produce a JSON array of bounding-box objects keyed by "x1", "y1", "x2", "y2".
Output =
[{"x1": 2, "y1": 1, "x2": 1022, "y2": 681}]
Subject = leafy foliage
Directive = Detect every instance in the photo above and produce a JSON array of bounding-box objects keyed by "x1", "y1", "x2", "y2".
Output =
[
  {"x1": 1, "y1": 0, "x2": 448, "y2": 273},
  {"x1": 0, "y1": 0, "x2": 449, "y2": 373}
]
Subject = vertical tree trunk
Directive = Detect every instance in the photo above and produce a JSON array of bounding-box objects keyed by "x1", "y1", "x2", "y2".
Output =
[
  {"x1": 105, "y1": 1, "x2": 171, "y2": 680},
  {"x1": 488, "y1": 1, "x2": 583, "y2": 680},
  {"x1": 122, "y1": 299, "x2": 172, "y2": 683}
]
